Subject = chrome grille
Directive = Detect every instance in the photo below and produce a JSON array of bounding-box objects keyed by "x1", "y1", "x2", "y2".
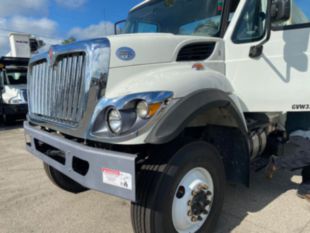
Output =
[{"x1": 29, "y1": 53, "x2": 86, "y2": 126}]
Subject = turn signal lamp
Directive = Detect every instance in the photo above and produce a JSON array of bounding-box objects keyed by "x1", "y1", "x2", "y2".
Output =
[{"x1": 192, "y1": 63, "x2": 205, "y2": 71}]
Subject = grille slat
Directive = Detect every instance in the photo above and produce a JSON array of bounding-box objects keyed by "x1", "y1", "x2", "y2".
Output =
[
  {"x1": 59, "y1": 58, "x2": 66, "y2": 119},
  {"x1": 64, "y1": 57, "x2": 72, "y2": 120},
  {"x1": 48, "y1": 67, "x2": 52, "y2": 116},
  {"x1": 43, "y1": 63, "x2": 48, "y2": 116},
  {"x1": 29, "y1": 53, "x2": 86, "y2": 126},
  {"x1": 72, "y1": 55, "x2": 84, "y2": 121},
  {"x1": 38, "y1": 64, "x2": 43, "y2": 115},
  {"x1": 67, "y1": 56, "x2": 77, "y2": 120},
  {"x1": 76, "y1": 56, "x2": 86, "y2": 121}
]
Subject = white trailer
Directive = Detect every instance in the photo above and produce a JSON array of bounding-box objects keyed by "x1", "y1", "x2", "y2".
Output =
[{"x1": 7, "y1": 33, "x2": 31, "y2": 58}]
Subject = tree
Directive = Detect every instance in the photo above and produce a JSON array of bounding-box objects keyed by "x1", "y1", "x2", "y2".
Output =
[{"x1": 62, "y1": 37, "x2": 76, "y2": 45}]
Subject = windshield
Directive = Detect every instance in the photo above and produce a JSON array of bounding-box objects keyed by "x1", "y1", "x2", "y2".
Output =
[
  {"x1": 124, "y1": 0, "x2": 225, "y2": 37},
  {"x1": 4, "y1": 69, "x2": 27, "y2": 85}
]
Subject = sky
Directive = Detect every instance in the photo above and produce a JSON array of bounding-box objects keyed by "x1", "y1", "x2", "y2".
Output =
[
  {"x1": 0, "y1": 0, "x2": 141, "y2": 56},
  {"x1": 0, "y1": 0, "x2": 309, "y2": 56}
]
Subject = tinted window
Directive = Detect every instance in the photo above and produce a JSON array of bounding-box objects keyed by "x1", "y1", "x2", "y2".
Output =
[
  {"x1": 137, "y1": 22, "x2": 158, "y2": 32},
  {"x1": 4, "y1": 70, "x2": 27, "y2": 85},
  {"x1": 125, "y1": 0, "x2": 226, "y2": 37},
  {"x1": 233, "y1": 0, "x2": 268, "y2": 43}
]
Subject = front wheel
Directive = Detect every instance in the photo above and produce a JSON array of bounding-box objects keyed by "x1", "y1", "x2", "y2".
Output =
[
  {"x1": 44, "y1": 163, "x2": 88, "y2": 194},
  {"x1": 131, "y1": 141, "x2": 226, "y2": 233}
]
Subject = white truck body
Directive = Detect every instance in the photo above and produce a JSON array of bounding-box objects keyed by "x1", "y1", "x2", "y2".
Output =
[
  {"x1": 24, "y1": 1, "x2": 310, "y2": 233},
  {"x1": 8, "y1": 33, "x2": 31, "y2": 58}
]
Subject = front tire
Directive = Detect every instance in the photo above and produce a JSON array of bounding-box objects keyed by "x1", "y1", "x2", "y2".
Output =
[
  {"x1": 131, "y1": 141, "x2": 225, "y2": 233},
  {"x1": 44, "y1": 163, "x2": 88, "y2": 194}
]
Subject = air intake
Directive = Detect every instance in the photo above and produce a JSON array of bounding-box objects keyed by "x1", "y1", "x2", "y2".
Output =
[{"x1": 177, "y1": 43, "x2": 216, "y2": 61}]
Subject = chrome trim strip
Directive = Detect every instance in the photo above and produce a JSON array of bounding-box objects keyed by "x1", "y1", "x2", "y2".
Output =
[{"x1": 88, "y1": 91, "x2": 175, "y2": 143}]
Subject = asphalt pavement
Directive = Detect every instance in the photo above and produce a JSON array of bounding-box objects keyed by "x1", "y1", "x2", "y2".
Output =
[{"x1": 0, "y1": 122, "x2": 309, "y2": 233}]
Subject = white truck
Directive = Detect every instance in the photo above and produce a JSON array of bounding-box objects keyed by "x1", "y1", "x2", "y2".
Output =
[
  {"x1": 0, "y1": 33, "x2": 34, "y2": 123},
  {"x1": 24, "y1": 0, "x2": 310, "y2": 232},
  {"x1": 0, "y1": 57, "x2": 29, "y2": 123}
]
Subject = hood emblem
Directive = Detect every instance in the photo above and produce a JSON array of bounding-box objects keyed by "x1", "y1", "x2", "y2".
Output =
[
  {"x1": 116, "y1": 47, "x2": 136, "y2": 61},
  {"x1": 48, "y1": 47, "x2": 56, "y2": 67}
]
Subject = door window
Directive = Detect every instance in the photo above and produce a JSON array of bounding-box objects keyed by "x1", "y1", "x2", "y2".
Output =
[
  {"x1": 232, "y1": 0, "x2": 268, "y2": 43},
  {"x1": 4, "y1": 70, "x2": 27, "y2": 85},
  {"x1": 137, "y1": 22, "x2": 158, "y2": 32}
]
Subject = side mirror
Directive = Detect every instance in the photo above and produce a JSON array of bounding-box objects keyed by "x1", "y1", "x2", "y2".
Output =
[
  {"x1": 270, "y1": 0, "x2": 291, "y2": 22},
  {"x1": 249, "y1": 0, "x2": 291, "y2": 58},
  {"x1": 114, "y1": 20, "x2": 127, "y2": 35}
]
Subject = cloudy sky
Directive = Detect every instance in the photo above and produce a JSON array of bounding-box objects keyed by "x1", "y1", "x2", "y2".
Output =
[{"x1": 0, "y1": 0, "x2": 141, "y2": 55}]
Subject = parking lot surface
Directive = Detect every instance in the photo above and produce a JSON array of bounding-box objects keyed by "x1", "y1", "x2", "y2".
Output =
[{"x1": 0, "y1": 123, "x2": 310, "y2": 233}]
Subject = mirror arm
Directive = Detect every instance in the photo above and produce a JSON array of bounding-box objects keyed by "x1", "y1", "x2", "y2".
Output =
[
  {"x1": 114, "y1": 20, "x2": 127, "y2": 35},
  {"x1": 249, "y1": 0, "x2": 273, "y2": 58}
]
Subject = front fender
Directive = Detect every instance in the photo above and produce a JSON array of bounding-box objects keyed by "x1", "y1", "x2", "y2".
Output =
[
  {"x1": 146, "y1": 89, "x2": 248, "y2": 144},
  {"x1": 146, "y1": 89, "x2": 250, "y2": 186}
]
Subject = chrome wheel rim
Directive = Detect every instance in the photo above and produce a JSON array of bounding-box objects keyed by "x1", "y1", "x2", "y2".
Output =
[{"x1": 172, "y1": 167, "x2": 214, "y2": 233}]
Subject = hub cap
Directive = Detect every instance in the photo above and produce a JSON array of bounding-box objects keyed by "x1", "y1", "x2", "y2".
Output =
[{"x1": 172, "y1": 167, "x2": 214, "y2": 233}]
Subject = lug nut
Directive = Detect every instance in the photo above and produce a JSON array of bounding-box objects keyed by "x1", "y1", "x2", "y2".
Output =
[
  {"x1": 191, "y1": 216, "x2": 197, "y2": 222},
  {"x1": 187, "y1": 200, "x2": 192, "y2": 206},
  {"x1": 202, "y1": 184, "x2": 208, "y2": 190},
  {"x1": 204, "y1": 200, "x2": 211, "y2": 206},
  {"x1": 192, "y1": 190, "x2": 198, "y2": 196},
  {"x1": 187, "y1": 210, "x2": 192, "y2": 216},
  {"x1": 202, "y1": 210, "x2": 208, "y2": 215}
]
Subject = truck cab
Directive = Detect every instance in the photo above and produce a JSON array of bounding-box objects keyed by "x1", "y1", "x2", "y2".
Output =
[
  {"x1": 0, "y1": 57, "x2": 29, "y2": 123},
  {"x1": 24, "y1": 1, "x2": 310, "y2": 233}
]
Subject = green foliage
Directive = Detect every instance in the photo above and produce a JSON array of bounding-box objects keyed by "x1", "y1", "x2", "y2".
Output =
[{"x1": 62, "y1": 37, "x2": 76, "y2": 45}]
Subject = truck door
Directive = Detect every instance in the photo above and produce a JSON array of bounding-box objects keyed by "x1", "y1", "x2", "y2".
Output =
[{"x1": 225, "y1": 0, "x2": 310, "y2": 112}]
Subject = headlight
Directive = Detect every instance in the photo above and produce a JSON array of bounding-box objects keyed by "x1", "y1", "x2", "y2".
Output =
[
  {"x1": 92, "y1": 91, "x2": 174, "y2": 138},
  {"x1": 107, "y1": 108, "x2": 137, "y2": 134},
  {"x1": 9, "y1": 97, "x2": 25, "y2": 105},
  {"x1": 136, "y1": 101, "x2": 162, "y2": 119},
  {"x1": 107, "y1": 109, "x2": 122, "y2": 134},
  {"x1": 136, "y1": 101, "x2": 149, "y2": 118}
]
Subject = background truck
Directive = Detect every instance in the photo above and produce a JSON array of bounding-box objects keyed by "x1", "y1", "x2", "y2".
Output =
[
  {"x1": 0, "y1": 57, "x2": 29, "y2": 123},
  {"x1": 24, "y1": 0, "x2": 310, "y2": 232}
]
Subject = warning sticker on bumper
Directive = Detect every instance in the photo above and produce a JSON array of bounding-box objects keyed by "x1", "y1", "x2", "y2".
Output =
[{"x1": 101, "y1": 168, "x2": 132, "y2": 190}]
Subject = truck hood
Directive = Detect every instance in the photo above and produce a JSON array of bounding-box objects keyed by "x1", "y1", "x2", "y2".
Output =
[{"x1": 107, "y1": 33, "x2": 221, "y2": 68}]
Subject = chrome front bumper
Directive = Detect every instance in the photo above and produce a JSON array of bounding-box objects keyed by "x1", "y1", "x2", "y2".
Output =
[{"x1": 24, "y1": 122, "x2": 137, "y2": 201}]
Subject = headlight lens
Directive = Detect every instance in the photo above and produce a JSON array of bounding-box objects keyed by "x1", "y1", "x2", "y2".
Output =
[
  {"x1": 107, "y1": 109, "x2": 122, "y2": 134},
  {"x1": 136, "y1": 101, "x2": 162, "y2": 119},
  {"x1": 9, "y1": 97, "x2": 25, "y2": 104},
  {"x1": 136, "y1": 101, "x2": 149, "y2": 119}
]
